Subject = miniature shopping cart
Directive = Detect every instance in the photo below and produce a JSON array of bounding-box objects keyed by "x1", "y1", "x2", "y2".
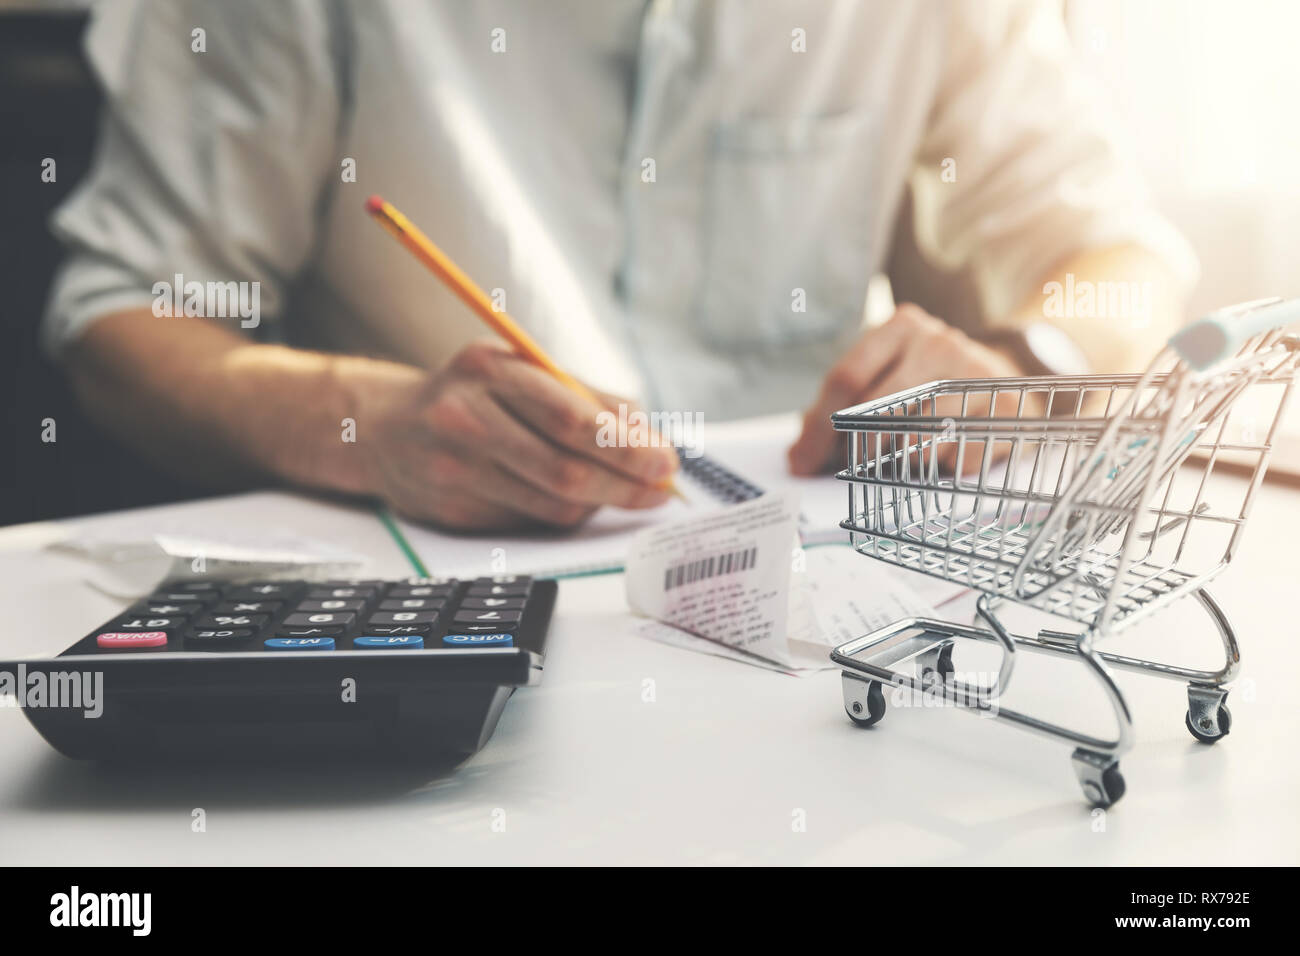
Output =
[{"x1": 830, "y1": 297, "x2": 1300, "y2": 807}]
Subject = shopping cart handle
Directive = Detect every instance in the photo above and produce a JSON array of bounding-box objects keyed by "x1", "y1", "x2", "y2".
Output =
[{"x1": 1170, "y1": 297, "x2": 1300, "y2": 371}]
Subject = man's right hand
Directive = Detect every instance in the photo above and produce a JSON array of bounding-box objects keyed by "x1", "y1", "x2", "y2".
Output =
[
  {"x1": 355, "y1": 341, "x2": 679, "y2": 531},
  {"x1": 64, "y1": 312, "x2": 679, "y2": 534}
]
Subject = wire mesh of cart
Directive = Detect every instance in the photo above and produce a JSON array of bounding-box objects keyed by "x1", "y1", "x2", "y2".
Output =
[{"x1": 829, "y1": 298, "x2": 1300, "y2": 807}]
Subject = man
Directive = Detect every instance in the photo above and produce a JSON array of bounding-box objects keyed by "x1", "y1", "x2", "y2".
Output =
[{"x1": 45, "y1": 0, "x2": 1195, "y2": 530}]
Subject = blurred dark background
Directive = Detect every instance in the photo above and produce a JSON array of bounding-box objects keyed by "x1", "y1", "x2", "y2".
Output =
[{"x1": 0, "y1": 8, "x2": 205, "y2": 526}]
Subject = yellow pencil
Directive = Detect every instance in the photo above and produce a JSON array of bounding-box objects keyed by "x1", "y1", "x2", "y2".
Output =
[{"x1": 365, "y1": 195, "x2": 684, "y2": 500}]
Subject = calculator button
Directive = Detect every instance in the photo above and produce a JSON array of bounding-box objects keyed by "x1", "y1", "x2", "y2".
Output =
[
  {"x1": 306, "y1": 587, "x2": 376, "y2": 600},
  {"x1": 283, "y1": 612, "x2": 356, "y2": 627},
  {"x1": 459, "y1": 596, "x2": 526, "y2": 610},
  {"x1": 473, "y1": 575, "x2": 531, "y2": 586},
  {"x1": 453, "y1": 609, "x2": 523, "y2": 624},
  {"x1": 213, "y1": 601, "x2": 282, "y2": 615},
  {"x1": 264, "y1": 637, "x2": 335, "y2": 651},
  {"x1": 149, "y1": 590, "x2": 219, "y2": 606},
  {"x1": 97, "y1": 631, "x2": 168, "y2": 649},
  {"x1": 112, "y1": 616, "x2": 185, "y2": 631},
  {"x1": 186, "y1": 628, "x2": 256, "y2": 645},
  {"x1": 378, "y1": 598, "x2": 445, "y2": 611},
  {"x1": 366, "y1": 611, "x2": 440, "y2": 625},
  {"x1": 131, "y1": 602, "x2": 202, "y2": 617},
  {"x1": 275, "y1": 626, "x2": 345, "y2": 638},
  {"x1": 317, "y1": 579, "x2": 387, "y2": 588},
  {"x1": 195, "y1": 613, "x2": 270, "y2": 629},
  {"x1": 387, "y1": 584, "x2": 454, "y2": 599},
  {"x1": 451, "y1": 622, "x2": 520, "y2": 633},
  {"x1": 296, "y1": 599, "x2": 367, "y2": 612},
  {"x1": 228, "y1": 583, "x2": 302, "y2": 600},
  {"x1": 358, "y1": 624, "x2": 432, "y2": 637},
  {"x1": 468, "y1": 583, "x2": 530, "y2": 597},
  {"x1": 354, "y1": 635, "x2": 425, "y2": 649},
  {"x1": 167, "y1": 580, "x2": 221, "y2": 591},
  {"x1": 442, "y1": 633, "x2": 513, "y2": 647}
]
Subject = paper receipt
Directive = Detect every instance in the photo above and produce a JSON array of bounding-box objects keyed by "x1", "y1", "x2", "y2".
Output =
[{"x1": 624, "y1": 492, "x2": 804, "y2": 666}]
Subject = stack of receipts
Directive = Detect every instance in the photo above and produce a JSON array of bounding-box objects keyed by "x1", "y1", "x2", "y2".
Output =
[{"x1": 624, "y1": 492, "x2": 962, "y2": 675}]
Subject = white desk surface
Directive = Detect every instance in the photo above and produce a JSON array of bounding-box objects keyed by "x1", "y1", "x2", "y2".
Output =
[{"x1": 1, "y1": 483, "x2": 1297, "y2": 866}]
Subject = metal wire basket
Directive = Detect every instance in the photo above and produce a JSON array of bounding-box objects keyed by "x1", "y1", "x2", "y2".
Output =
[{"x1": 829, "y1": 298, "x2": 1300, "y2": 807}]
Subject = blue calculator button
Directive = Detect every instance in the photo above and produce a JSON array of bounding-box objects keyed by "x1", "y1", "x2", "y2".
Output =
[
  {"x1": 264, "y1": 637, "x2": 335, "y2": 651},
  {"x1": 442, "y1": 633, "x2": 513, "y2": 647},
  {"x1": 354, "y1": 635, "x2": 425, "y2": 649}
]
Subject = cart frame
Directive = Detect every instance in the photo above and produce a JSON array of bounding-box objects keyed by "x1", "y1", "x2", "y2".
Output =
[{"x1": 828, "y1": 298, "x2": 1300, "y2": 806}]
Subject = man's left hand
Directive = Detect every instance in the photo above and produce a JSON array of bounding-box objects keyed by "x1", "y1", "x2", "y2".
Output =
[{"x1": 787, "y1": 304, "x2": 1025, "y2": 475}]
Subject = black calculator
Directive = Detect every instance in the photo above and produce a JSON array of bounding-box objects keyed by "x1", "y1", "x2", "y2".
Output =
[{"x1": 4, "y1": 575, "x2": 556, "y2": 763}]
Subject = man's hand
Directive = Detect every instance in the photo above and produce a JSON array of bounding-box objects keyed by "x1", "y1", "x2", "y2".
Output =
[
  {"x1": 787, "y1": 305, "x2": 1024, "y2": 475},
  {"x1": 65, "y1": 312, "x2": 678, "y2": 534},
  {"x1": 356, "y1": 341, "x2": 679, "y2": 531}
]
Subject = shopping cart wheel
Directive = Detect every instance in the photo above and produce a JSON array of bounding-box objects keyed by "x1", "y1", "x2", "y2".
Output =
[
  {"x1": 1185, "y1": 687, "x2": 1232, "y2": 743},
  {"x1": 918, "y1": 641, "x2": 955, "y2": 688},
  {"x1": 1071, "y1": 748, "x2": 1126, "y2": 809},
  {"x1": 842, "y1": 674, "x2": 887, "y2": 728}
]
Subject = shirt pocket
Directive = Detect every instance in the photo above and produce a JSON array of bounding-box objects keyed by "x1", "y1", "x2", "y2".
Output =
[{"x1": 695, "y1": 109, "x2": 876, "y2": 351}]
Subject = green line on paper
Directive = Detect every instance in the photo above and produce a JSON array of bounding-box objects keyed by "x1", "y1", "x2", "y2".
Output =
[{"x1": 375, "y1": 504, "x2": 431, "y2": 577}]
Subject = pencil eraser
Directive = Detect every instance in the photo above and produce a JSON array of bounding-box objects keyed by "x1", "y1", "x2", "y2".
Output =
[{"x1": 365, "y1": 195, "x2": 385, "y2": 214}]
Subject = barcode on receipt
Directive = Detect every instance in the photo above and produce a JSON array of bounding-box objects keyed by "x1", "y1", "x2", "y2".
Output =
[{"x1": 663, "y1": 546, "x2": 758, "y2": 591}]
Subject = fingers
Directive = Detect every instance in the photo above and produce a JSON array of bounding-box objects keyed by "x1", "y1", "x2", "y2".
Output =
[
  {"x1": 406, "y1": 342, "x2": 675, "y2": 527},
  {"x1": 453, "y1": 342, "x2": 679, "y2": 485},
  {"x1": 371, "y1": 453, "x2": 540, "y2": 532},
  {"x1": 382, "y1": 434, "x2": 604, "y2": 531},
  {"x1": 463, "y1": 392, "x2": 674, "y2": 511},
  {"x1": 788, "y1": 305, "x2": 941, "y2": 474},
  {"x1": 847, "y1": 327, "x2": 1027, "y2": 476},
  {"x1": 431, "y1": 460, "x2": 602, "y2": 528}
]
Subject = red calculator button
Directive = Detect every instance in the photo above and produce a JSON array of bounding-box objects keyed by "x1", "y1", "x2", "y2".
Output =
[{"x1": 96, "y1": 631, "x2": 169, "y2": 649}]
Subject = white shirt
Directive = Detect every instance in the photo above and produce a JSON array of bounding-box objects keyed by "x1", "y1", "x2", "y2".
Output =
[{"x1": 45, "y1": 0, "x2": 1195, "y2": 419}]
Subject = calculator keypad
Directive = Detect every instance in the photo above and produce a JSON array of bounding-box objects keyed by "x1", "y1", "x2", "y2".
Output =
[{"x1": 83, "y1": 577, "x2": 539, "y2": 653}]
